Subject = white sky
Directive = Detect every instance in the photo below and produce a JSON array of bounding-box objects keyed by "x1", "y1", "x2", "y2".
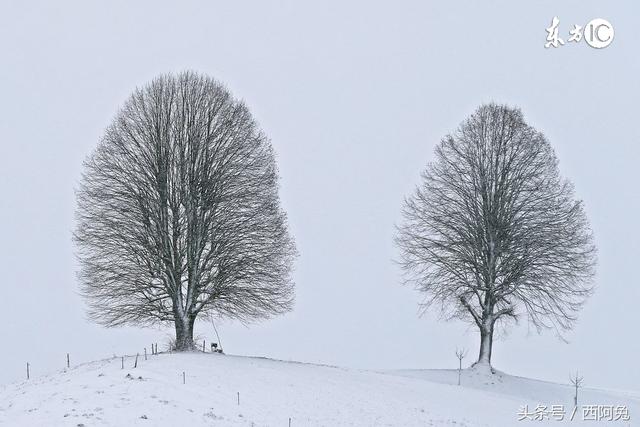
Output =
[{"x1": 1, "y1": 1, "x2": 638, "y2": 391}]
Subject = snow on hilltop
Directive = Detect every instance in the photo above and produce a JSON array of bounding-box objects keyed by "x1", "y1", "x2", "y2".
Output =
[{"x1": 0, "y1": 352, "x2": 637, "y2": 426}]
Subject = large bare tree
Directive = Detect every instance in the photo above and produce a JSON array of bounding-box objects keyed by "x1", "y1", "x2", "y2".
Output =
[
  {"x1": 396, "y1": 104, "x2": 596, "y2": 367},
  {"x1": 75, "y1": 71, "x2": 296, "y2": 350}
]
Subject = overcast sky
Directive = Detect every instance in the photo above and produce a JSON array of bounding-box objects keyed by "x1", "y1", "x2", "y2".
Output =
[{"x1": 1, "y1": 1, "x2": 638, "y2": 391}]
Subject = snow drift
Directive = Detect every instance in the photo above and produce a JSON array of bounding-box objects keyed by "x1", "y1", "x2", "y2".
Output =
[{"x1": 0, "y1": 352, "x2": 637, "y2": 426}]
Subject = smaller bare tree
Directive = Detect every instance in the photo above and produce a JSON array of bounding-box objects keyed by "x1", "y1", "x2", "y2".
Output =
[
  {"x1": 569, "y1": 371, "x2": 584, "y2": 408},
  {"x1": 396, "y1": 104, "x2": 597, "y2": 368},
  {"x1": 455, "y1": 348, "x2": 467, "y2": 385}
]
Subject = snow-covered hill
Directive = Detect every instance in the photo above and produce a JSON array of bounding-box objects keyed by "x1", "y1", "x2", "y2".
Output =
[{"x1": 0, "y1": 352, "x2": 637, "y2": 426}]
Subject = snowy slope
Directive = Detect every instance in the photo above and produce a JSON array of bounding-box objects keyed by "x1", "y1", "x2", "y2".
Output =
[{"x1": 0, "y1": 352, "x2": 637, "y2": 426}]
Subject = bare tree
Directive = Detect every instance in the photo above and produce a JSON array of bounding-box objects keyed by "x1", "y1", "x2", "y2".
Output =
[
  {"x1": 75, "y1": 71, "x2": 296, "y2": 351},
  {"x1": 455, "y1": 347, "x2": 467, "y2": 385},
  {"x1": 396, "y1": 103, "x2": 596, "y2": 367},
  {"x1": 569, "y1": 371, "x2": 584, "y2": 408}
]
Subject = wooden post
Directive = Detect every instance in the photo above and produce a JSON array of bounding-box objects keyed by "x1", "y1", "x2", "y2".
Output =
[
  {"x1": 121, "y1": 356, "x2": 124, "y2": 369},
  {"x1": 67, "y1": 353, "x2": 70, "y2": 368},
  {"x1": 26, "y1": 362, "x2": 30, "y2": 380},
  {"x1": 183, "y1": 371, "x2": 185, "y2": 384},
  {"x1": 202, "y1": 340, "x2": 205, "y2": 353},
  {"x1": 237, "y1": 391, "x2": 240, "y2": 405},
  {"x1": 144, "y1": 348, "x2": 147, "y2": 360},
  {"x1": 289, "y1": 417, "x2": 291, "y2": 427},
  {"x1": 134, "y1": 353, "x2": 139, "y2": 368}
]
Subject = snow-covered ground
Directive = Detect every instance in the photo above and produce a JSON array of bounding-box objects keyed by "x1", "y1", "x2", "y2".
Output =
[{"x1": 0, "y1": 352, "x2": 636, "y2": 426}]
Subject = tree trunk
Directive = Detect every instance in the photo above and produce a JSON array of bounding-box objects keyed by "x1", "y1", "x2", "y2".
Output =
[
  {"x1": 174, "y1": 315, "x2": 195, "y2": 351},
  {"x1": 476, "y1": 321, "x2": 494, "y2": 366}
]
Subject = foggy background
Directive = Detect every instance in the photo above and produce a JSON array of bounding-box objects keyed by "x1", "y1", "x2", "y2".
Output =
[{"x1": 1, "y1": 1, "x2": 638, "y2": 391}]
